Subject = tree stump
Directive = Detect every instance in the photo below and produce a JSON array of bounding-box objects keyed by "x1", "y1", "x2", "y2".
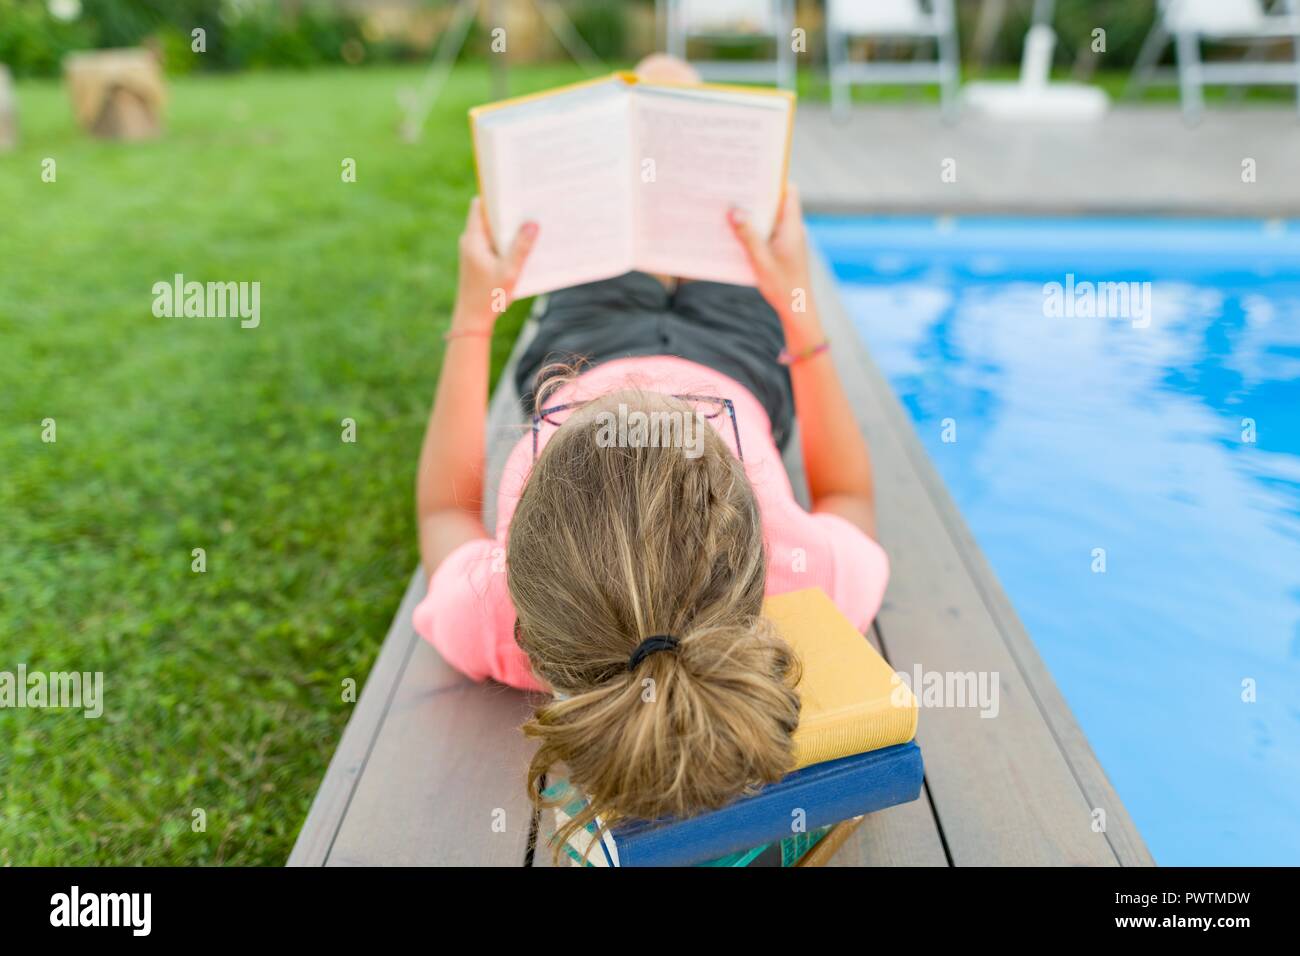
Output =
[
  {"x1": 63, "y1": 48, "x2": 166, "y2": 141},
  {"x1": 0, "y1": 65, "x2": 16, "y2": 151}
]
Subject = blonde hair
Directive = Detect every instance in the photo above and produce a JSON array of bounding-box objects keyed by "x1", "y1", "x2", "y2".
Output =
[{"x1": 507, "y1": 381, "x2": 801, "y2": 861}]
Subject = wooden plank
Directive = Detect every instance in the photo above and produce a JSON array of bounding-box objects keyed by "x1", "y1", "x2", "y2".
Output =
[
  {"x1": 828, "y1": 622, "x2": 948, "y2": 866},
  {"x1": 325, "y1": 323, "x2": 543, "y2": 866},
  {"x1": 325, "y1": 622, "x2": 539, "y2": 866},
  {"x1": 797, "y1": 817, "x2": 864, "y2": 867},
  {"x1": 827, "y1": 798, "x2": 947, "y2": 866},
  {"x1": 286, "y1": 566, "x2": 426, "y2": 866},
  {"x1": 810, "y1": 249, "x2": 1152, "y2": 865},
  {"x1": 289, "y1": 318, "x2": 540, "y2": 866},
  {"x1": 786, "y1": 413, "x2": 947, "y2": 865}
]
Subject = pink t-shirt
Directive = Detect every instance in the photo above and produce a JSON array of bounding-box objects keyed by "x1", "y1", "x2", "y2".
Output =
[{"x1": 413, "y1": 356, "x2": 889, "y2": 691}]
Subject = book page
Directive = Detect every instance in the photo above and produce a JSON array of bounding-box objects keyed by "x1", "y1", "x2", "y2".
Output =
[
  {"x1": 475, "y1": 80, "x2": 634, "y2": 299},
  {"x1": 629, "y1": 85, "x2": 791, "y2": 286}
]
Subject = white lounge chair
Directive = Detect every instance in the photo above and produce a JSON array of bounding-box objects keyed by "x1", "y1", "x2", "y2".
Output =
[
  {"x1": 826, "y1": 0, "x2": 961, "y2": 118},
  {"x1": 664, "y1": 0, "x2": 796, "y2": 90},
  {"x1": 1128, "y1": 0, "x2": 1300, "y2": 120}
]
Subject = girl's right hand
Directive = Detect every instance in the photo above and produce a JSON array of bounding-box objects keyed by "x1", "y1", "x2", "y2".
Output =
[
  {"x1": 728, "y1": 184, "x2": 822, "y2": 349},
  {"x1": 452, "y1": 196, "x2": 538, "y2": 334}
]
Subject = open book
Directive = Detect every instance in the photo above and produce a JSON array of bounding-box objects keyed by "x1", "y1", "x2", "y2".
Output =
[{"x1": 470, "y1": 72, "x2": 795, "y2": 299}]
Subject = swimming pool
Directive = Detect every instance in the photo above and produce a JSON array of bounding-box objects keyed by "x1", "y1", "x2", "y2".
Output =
[{"x1": 809, "y1": 216, "x2": 1300, "y2": 866}]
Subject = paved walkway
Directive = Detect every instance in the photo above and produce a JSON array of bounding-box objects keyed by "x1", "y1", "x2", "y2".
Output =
[{"x1": 792, "y1": 104, "x2": 1300, "y2": 216}]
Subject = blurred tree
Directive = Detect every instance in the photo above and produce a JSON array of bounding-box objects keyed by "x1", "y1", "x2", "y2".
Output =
[
  {"x1": 569, "y1": 0, "x2": 627, "y2": 62},
  {"x1": 0, "y1": 0, "x2": 1173, "y2": 80},
  {"x1": 957, "y1": 0, "x2": 1160, "y2": 75},
  {"x1": 0, "y1": 0, "x2": 371, "y2": 75},
  {"x1": 0, "y1": 0, "x2": 93, "y2": 76}
]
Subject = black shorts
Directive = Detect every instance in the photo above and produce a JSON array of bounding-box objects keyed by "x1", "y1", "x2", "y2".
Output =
[{"x1": 514, "y1": 271, "x2": 795, "y2": 450}]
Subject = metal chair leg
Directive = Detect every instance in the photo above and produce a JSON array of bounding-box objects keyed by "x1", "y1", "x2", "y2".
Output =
[
  {"x1": 829, "y1": 27, "x2": 849, "y2": 120},
  {"x1": 1124, "y1": 20, "x2": 1170, "y2": 100},
  {"x1": 1175, "y1": 30, "x2": 1205, "y2": 123}
]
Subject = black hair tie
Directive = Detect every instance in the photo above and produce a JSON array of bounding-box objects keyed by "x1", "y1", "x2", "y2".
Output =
[{"x1": 628, "y1": 635, "x2": 680, "y2": 671}]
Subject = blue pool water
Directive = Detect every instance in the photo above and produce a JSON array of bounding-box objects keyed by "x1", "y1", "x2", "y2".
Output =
[{"x1": 809, "y1": 216, "x2": 1300, "y2": 866}]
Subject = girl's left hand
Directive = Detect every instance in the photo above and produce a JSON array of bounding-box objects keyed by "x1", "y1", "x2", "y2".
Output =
[{"x1": 451, "y1": 196, "x2": 538, "y2": 332}]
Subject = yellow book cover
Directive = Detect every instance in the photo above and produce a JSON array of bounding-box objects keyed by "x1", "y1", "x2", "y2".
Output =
[{"x1": 764, "y1": 587, "x2": 918, "y2": 769}]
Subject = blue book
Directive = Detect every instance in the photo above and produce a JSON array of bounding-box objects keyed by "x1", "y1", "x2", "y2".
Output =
[{"x1": 549, "y1": 741, "x2": 923, "y2": 867}]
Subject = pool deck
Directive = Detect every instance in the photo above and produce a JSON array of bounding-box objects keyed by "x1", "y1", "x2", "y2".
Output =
[
  {"x1": 792, "y1": 103, "x2": 1300, "y2": 217},
  {"x1": 290, "y1": 262, "x2": 1154, "y2": 867},
  {"x1": 288, "y1": 103, "x2": 1188, "y2": 868}
]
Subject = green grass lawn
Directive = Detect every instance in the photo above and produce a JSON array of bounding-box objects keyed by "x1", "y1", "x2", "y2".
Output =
[{"x1": 0, "y1": 62, "x2": 586, "y2": 865}]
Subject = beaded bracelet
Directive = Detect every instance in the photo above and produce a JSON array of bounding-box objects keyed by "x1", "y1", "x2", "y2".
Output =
[{"x1": 777, "y1": 340, "x2": 830, "y2": 366}]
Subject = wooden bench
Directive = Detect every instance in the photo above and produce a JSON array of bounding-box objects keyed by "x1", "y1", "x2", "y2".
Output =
[{"x1": 289, "y1": 255, "x2": 1153, "y2": 867}]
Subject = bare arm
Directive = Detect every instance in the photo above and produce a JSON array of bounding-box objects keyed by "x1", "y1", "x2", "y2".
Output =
[
  {"x1": 728, "y1": 188, "x2": 877, "y2": 538},
  {"x1": 416, "y1": 198, "x2": 537, "y2": 578}
]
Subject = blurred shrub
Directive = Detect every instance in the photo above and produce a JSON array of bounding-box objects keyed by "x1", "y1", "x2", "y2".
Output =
[
  {"x1": 81, "y1": 0, "x2": 196, "y2": 49},
  {"x1": 221, "y1": 3, "x2": 363, "y2": 70},
  {"x1": 570, "y1": 0, "x2": 626, "y2": 62},
  {"x1": 957, "y1": 0, "x2": 1162, "y2": 72},
  {"x1": 0, "y1": 0, "x2": 369, "y2": 76},
  {"x1": 0, "y1": 0, "x2": 94, "y2": 76},
  {"x1": 0, "y1": 0, "x2": 1176, "y2": 81},
  {"x1": 155, "y1": 24, "x2": 201, "y2": 75},
  {"x1": 1052, "y1": 0, "x2": 1161, "y2": 67}
]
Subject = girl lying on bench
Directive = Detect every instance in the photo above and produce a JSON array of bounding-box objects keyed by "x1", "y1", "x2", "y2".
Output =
[{"x1": 414, "y1": 55, "x2": 887, "y2": 853}]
